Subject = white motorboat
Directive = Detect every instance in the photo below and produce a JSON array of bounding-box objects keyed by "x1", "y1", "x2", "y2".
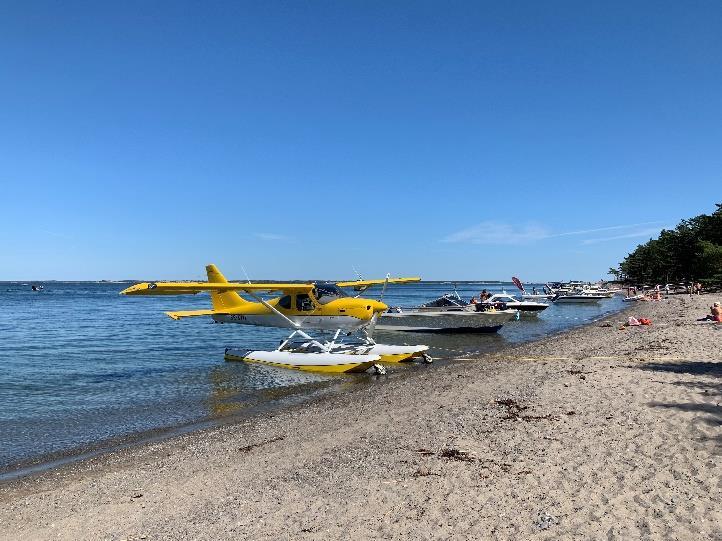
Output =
[
  {"x1": 378, "y1": 293, "x2": 518, "y2": 333},
  {"x1": 477, "y1": 293, "x2": 549, "y2": 315},
  {"x1": 552, "y1": 291, "x2": 608, "y2": 303},
  {"x1": 547, "y1": 281, "x2": 619, "y2": 298}
]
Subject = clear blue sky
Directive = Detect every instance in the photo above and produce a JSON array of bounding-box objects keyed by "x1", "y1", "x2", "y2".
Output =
[{"x1": 1, "y1": 1, "x2": 720, "y2": 281}]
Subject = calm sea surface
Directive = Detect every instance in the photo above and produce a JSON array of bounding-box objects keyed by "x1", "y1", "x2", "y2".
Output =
[{"x1": 0, "y1": 281, "x2": 625, "y2": 471}]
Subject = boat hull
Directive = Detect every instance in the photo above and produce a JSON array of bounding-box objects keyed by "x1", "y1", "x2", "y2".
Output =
[
  {"x1": 553, "y1": 296, "x2": 604, "y2": 303},
  {"x1": 378, "y1": 310, "x2": 516, "y2": 333},
  {"x1": 476, "y1": 303, "x2": 548, "y2": 314},
  {"x1": 377, "y1": 324, "x2": 504, "y2": 334}
]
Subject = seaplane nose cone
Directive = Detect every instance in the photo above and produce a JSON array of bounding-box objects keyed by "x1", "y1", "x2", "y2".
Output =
[{"x1": 370, "y1": 300, "x2": 388, "y2": 313}]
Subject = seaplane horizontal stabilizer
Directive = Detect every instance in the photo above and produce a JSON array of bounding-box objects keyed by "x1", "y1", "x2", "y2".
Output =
[{"x1": 165, "y1": 309, "x2": 218, "y2": 320}]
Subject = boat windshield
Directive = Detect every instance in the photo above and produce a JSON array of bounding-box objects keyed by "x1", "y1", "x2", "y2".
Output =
[
  {"x1": 313, "y1": 283, "x2": 349, "y2": 305},
  {"x1": 420, "y1": 294, "x2": 466, "y2": 308}
]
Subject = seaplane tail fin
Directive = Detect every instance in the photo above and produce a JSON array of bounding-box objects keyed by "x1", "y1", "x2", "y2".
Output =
[{"x1": 206, "y1": 264, "x2": 248, "y2": 311}]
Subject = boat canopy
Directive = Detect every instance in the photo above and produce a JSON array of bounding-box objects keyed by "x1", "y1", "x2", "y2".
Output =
[{"x1": 420, "y1": 294, "x2": 467, "y2": 308}]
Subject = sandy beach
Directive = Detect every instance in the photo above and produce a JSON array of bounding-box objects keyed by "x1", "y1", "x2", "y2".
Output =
[{"x1": 1, "y1": 294, "x2": 719, "y2": 540}]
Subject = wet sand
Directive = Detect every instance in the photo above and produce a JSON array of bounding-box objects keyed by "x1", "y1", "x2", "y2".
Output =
[{"x1": 1, "y1": 295, "x2": 720, "y2": 540}]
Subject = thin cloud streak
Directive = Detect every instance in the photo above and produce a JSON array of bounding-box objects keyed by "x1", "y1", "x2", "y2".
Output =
[
  {"x1": 443, "y1": 220, "x2": 666, "y2": 245},
  {"x1": 548, "y1": 221, "x2": 664, "y2": 238},
  {"x1": 254, "y1": 233, "x2": 289, "y2": 241},
  {"x1": 41, "y1": 230, "x2": 73, "y2": 240},
  {"x1": 441, "y1": 221, "x2": 549, "y2": 245},
  {"x1": 581, "y1": 227, "x2": 669, "y2": 245}
]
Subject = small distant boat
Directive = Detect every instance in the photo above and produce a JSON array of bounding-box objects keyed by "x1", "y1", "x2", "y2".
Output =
[
  {"x1": 378, "y1": 292, "x2": 518, "y2": 333},
  {"x1": 477, "y1": 293, "x2": 549, "y2": 315},
  {"x1": 622, "y1": 294, "x2": 646, "y2": 302},
  {"x1": 547, "y1": 281, "x2": 619, "y2": 297},
  {"x1": 31, "y1": 284, "x2": 44, "y2": 292}
]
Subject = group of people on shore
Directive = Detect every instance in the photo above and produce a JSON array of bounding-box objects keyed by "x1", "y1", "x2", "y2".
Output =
[
  {"x1": 626, "y1": 286, "x2": 663, "y2": 301},
  {"x1": 627, "y1": 282, "x2": 706, "y2": 301}
]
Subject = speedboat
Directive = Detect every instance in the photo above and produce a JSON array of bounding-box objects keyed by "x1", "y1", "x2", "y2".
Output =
[
  {"x1": 552, "y1": 290, "x2": 608, "y2": 303},
  {"x1": 378, "y1": 292, "x2": 518, "y2": 333},
  {"x1": 477, "y1": 293, "x2": 549, "y2": 315}
]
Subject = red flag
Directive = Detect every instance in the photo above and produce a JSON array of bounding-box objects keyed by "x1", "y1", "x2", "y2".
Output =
[{"x1": 512, "y1": 276, "x2": 525, "y2": 292}]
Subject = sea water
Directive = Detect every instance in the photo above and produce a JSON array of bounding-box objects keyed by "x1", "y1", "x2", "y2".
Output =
[{"x1": 0, "y1": 281, "x2": 625, "y2": 471}]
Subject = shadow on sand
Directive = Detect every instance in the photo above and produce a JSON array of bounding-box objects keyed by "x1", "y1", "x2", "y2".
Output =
[
  {"x1": 639, "y1": 360, "x2": 721, "y2": 378},
  {"x1": 638, "y1": 360, "x2": 721, "y2": 446}
]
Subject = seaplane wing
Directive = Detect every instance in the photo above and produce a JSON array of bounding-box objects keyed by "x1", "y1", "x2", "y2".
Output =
[
  {"x1": 120, "y1": 282, "x2": 314, "y2": 296},
  {"x1": 336, "y1": 277, "x2": 420, "y2": 290}
]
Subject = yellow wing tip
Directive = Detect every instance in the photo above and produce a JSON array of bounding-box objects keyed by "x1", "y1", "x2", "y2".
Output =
[
  {"x1": 120, "y1": 282, "x2": 152, "y2": 295},
  {"x1": 390, "y1": 276, "x2": 421, "y2": 283},
  {"x1": 336, "y1": 276, "x2": 421, "y2": 288}
]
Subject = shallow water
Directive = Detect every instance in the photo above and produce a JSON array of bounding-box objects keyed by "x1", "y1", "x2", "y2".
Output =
[{"x1": 0, "y1": 281, "x2": 625, "y2": 470}]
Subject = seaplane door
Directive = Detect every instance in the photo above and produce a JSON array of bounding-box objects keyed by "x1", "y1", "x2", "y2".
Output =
[{"x1": 295, "y1": 292, "x2": 316, "y2": 312}]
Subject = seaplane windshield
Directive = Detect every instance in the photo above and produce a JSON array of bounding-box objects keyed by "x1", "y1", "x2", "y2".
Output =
[{"x1": 313, "y1": 284, "x2": 349, "y2": 305}]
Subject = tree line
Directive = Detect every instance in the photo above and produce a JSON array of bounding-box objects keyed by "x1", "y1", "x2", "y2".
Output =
[{"x1": 609, "y1": 203, "x2": 722, "y2": 288}]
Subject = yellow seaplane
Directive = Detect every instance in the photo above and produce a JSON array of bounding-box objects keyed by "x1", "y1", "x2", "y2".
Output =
[{"x1": 120, "y1": 264, "x2": 431, "y2": 374}]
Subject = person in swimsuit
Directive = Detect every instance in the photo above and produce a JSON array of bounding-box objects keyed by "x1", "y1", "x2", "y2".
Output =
[{"x1": 699, "y1": 302, "x2": 722, "y2": 322}]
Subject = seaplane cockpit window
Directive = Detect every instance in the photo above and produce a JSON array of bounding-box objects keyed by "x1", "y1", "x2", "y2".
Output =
[
  {"x1": 278, "y1": 295, "x2": 292, "y2": 309},
  {"x1": 296, "y1": 293, "x2": 315, "y2": 311},
  {"x1": 312, "y1": 284, "x2": 348, "y2": 305}
]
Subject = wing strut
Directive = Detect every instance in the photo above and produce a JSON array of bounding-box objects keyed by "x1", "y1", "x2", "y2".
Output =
[
  {"x1": 241, "y1": 290, "x2": 323, "y2": 349},
  {"x1": 242, "y1": 290, "x2": 300, "y2": 329}
]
